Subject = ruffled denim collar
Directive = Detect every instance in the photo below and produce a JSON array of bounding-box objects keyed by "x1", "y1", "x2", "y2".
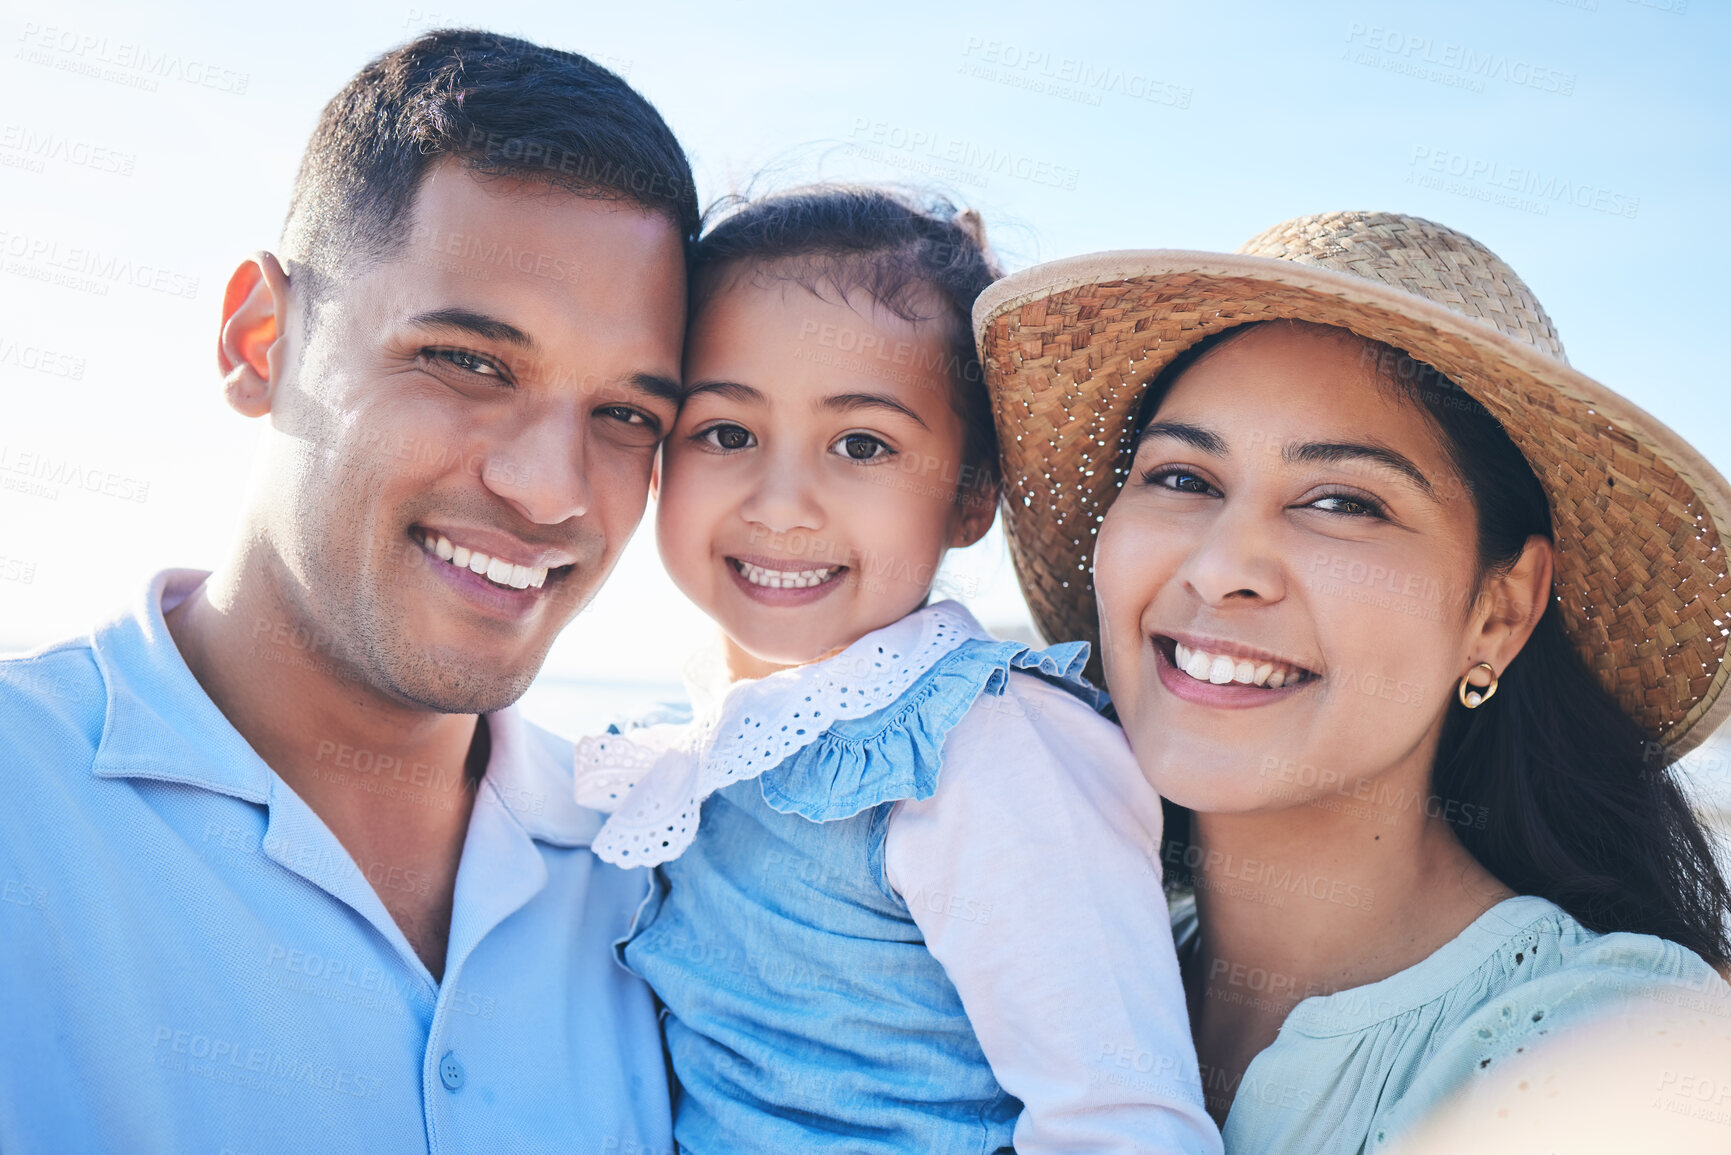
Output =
[{"x1": 574, "y1": 602, "x2": 1096, "y2": 866}]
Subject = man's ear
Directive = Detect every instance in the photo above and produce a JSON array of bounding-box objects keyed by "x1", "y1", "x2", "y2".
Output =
[
  {"x1": 218, "y1": 252, "x2": 292, "y2": 418},
  {"x1": 1468, "y1": 535, "x2": 1555, "y2": 675}
]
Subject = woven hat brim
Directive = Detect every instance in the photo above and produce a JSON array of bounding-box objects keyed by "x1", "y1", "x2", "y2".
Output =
[{"x1": 976, "y1": 251, "x2": 1731, "y2": 757}]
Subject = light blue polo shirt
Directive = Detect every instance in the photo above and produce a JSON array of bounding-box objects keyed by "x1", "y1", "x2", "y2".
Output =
[{"x1": 0, "y1": 570, "x2": 673, "y2": 1154}]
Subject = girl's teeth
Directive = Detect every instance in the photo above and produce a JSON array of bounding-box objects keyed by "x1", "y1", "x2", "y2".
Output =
[
  {"x1": 420, "y1": 532, "x2": 551, "y2": 591},
  {"x1": 736, "y1": 560, "x2": 836, "y2": 590},
  {"x1": 1172, "y1": 641, "x2": 1304, "y2": 688}
]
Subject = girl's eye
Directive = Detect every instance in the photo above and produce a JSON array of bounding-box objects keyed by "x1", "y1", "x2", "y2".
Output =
[
  {"x1": 1309, "y1": 493, "x2": 1386, "y2": 518},
  {"x1": 698, "y1": 423, "x2": 755, "y2": 451},
  {"x1": 427, "y1": 348, "x2": 507, "y2": 380},
  {"x1": 1141, "y1": 467, "x2": 1218, "y2": 496},
  {"x1": 832, "y1": 433, "x2": 892, "y2": 462}
]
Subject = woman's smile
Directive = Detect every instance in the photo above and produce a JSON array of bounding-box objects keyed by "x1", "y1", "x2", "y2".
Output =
[{"x1": 1150, "y1": 632, "x2": 1320, "y2": 708}]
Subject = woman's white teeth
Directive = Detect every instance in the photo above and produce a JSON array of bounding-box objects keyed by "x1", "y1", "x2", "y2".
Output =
[
  {"x1": 736, "y1": 560, "x2": 837, "y2": 590},
  {"x1": 1173, "y1": 642, "x2": 1303, "y2": 688},
  {"x1": 422, "y1": 533, "x2": 548, "y2": 590}
]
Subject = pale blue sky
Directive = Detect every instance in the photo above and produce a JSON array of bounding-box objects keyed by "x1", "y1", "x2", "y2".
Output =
[{"x1": 1, "y1": 0, "x2": 1726, "y2": 771}]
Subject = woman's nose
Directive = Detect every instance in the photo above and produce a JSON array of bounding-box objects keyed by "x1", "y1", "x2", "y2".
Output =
[{"x1": 1175, "y1": 502, "x2": 1287, "y2": 607}]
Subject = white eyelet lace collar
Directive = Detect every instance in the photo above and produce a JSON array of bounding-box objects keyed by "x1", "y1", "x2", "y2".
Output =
[{"x1": 574, "y1": 601, "x2": 989, "y2": 867}]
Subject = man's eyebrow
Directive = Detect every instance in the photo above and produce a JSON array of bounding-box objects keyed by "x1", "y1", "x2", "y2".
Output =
[
  {"x1": 682, "y1": 380, "x2": 765, "y2": 404},
  {"x1": 405, "y1": 307, "x2": 534, "y2": 349},
  {"x1": 820, "y1": 392, "x2": 928, "y2": 429},
  {"x1": 623, "y1": 373, "x2": 683, "y2": 404},
  {"x1": 1285, "y1": 441, "x2": 1437, "y2": 498},
  {"x1": 1138, "y1": 420, "x2": 1228, "y2": 455}
]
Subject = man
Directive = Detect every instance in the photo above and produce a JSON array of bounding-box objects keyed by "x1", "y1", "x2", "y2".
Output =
[{"x1": 0, "y1": 30, "x2": 692, "y2": 1153}]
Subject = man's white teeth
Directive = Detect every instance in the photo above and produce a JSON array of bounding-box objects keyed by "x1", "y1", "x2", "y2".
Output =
[
  {"x1": 421, "y1": 533, "x2": 548, "y2": 590},
  {"x1": 736, "y1": 560, "x2": 838, "y2": 590},
  {"x1": 1174, "y1": 642, "x2": 1303, "y2": 688}
]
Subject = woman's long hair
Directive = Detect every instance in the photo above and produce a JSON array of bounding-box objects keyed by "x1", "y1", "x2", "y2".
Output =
[{"x1": 1151, "y1": 322, "x2": 1731, "y2": 967}]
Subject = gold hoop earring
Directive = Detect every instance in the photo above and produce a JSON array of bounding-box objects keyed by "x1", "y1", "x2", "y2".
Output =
[{"x1": 1457, "y1": 662, "x2": 1499, "y2": 708}]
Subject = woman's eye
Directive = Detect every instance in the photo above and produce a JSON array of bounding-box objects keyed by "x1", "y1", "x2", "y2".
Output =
[
  {"x1": 428, "y1": 348, "x2": 506, "y2": 379},
  {"x1": 1309, "y1": 493, "x2": 1385, "y2": 518},
  {"x1": 1142, "y1": 467, "x2": 1218, "y2": 496},
  {"x1": 698, "y1": 423, "x2": 755, "y2": 451},
  {"x1": 833, "y1": 433, "x2": 892, "y2": 461}
]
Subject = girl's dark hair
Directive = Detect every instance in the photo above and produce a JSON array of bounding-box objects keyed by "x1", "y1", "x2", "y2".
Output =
[
  {"x1": 690, "y1": 184, "x2": 1003, "y2": 494},
  {"x1": 1151, "y1": 320, "x2": 1731, "y2": 967}
]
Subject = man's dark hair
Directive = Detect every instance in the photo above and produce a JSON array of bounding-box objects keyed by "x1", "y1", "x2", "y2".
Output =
[{"x1": 282, "y1": 29, "x2": 699, "y2": 296}]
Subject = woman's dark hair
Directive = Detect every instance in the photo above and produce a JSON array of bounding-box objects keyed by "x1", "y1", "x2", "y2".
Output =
[
  {"x1": 1150, "y1": 320, "x2": 1731, "y2": 967},
  {"x1": 284, "y1": 29, "x2": 699, "y2": 298},
  {"x1": 689, "y1": 184, "x2": 1003, "y2": 496}
]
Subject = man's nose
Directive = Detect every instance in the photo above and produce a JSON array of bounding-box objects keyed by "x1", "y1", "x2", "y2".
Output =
[{"x1": 479, "y1": 409, "x2": 591, "y2": 526}]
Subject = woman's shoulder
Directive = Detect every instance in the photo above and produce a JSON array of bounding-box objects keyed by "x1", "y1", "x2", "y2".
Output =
[
  {"x1": 1215, "y1": 894, "x2": 1728, "y2": 1152},
  {"x1": 1249, "y1": 894, "x2": 1728, "y2": 1151},
  {"x1": 1280, "y1": 894, "x2": 1724, "y2": 1041}
]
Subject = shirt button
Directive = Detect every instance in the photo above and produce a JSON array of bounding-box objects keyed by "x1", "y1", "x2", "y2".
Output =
[{"x1": 439, "y1": 1052, "x2": 466, "y2": 1091}]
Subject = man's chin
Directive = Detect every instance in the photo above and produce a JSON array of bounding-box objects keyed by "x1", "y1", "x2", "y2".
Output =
[{"x1": 375, "y1": 645, "x2": 545, "y2": 717}]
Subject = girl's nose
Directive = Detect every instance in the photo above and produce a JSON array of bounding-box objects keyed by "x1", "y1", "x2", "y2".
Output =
[{"x1": 738, "y1": 456, "x2": 825, "y2": 536}]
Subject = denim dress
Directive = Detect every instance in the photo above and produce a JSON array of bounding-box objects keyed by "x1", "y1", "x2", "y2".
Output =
[{"x1": 575, "y1": 603, "x2": 1109, "y2": 1153}]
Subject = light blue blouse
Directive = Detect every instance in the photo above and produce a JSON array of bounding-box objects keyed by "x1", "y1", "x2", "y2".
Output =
[{"x1": 1173, "y1": 892, "x2": 1730, "y2": 1153}]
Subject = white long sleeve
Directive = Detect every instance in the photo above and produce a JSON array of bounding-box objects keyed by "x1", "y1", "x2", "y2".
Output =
[{"x1": 884, "y1": 670, "x2": 1222, "y2": 1155}]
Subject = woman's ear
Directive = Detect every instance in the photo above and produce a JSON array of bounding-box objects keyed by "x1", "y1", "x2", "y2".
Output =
[
  {"x1": 649, "y1": 450, "x2": 662, "y2": 503},
  {"x1": 1469, "y1": 535, "x2": 1555, "y2": 674},
  {"x1": 218, "y1": 252, "x2": 293, "y2": 418}
]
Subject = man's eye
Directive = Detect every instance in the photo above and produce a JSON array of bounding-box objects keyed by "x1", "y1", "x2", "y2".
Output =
[
  {"x1": 832, "y1": 433, "x2": 892, "y2": 461},
  {"x1": 598, "y1": 405, "x2": 650, "y2": 427},
  {"x1": 698, "y1": 424, "x2": 755, "y2": 451},
  {"x1": 427, "y1": 348, "x2": 506, "y2": 379}
]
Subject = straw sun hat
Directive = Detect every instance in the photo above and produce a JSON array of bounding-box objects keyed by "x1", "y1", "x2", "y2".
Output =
[{"x1": 975, "y1": 210, "x2": 1731, "y2": 756}]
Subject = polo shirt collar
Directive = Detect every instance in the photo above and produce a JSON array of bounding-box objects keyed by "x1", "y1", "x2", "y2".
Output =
[{"x1": 88, "y1": 569, "x2": 599, "y2": 847}]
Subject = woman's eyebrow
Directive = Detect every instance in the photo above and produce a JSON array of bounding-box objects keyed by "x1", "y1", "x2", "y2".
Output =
[
  {"x1": 1138, "y1": 420, "x2": 1227, "y2": 454},
  {"x1": 1285, "y1": 441, "x2": 1436, "y2": 498}
]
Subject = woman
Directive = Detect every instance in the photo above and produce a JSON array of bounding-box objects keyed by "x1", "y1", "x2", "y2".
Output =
[{"x1": 974, "y1": 211, "x2": 1731, "y2": 1152}]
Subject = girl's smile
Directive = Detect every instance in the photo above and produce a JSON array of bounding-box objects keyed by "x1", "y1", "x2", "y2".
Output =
[{"x1": 658, "y1": 276, "x2": 993, "y2": 671}]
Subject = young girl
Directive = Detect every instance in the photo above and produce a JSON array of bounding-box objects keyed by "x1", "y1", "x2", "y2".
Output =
[{"x1": 574, "y1": 186, "x2": 1219, "y2": 1154}]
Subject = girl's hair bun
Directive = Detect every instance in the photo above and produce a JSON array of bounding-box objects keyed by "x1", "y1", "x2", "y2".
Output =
[{"x1": 952, "y1": 207, "x2": 987, "y2": 249}]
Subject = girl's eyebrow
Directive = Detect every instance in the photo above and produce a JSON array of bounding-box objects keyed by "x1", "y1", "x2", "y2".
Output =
[
  {"x1": 821, "y1": 392, "x2": 928, "y2": 429},
  {"x1": 682, "y1": 380, "x2": 763, "y2": 404}
]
